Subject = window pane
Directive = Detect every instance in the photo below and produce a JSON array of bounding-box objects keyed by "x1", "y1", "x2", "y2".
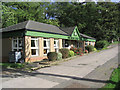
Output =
[
  {"x1": 13, "y1": 40, "x2": 17, "y2": 47},
  {"x1": 55, "y1": 49, "x2": 58, "y2": 52},
  {"x1": 44, "y1": 40, "x2": 47, "y2": 47},
  {"x1": 31, "y1": 49, "x2": 36, "y2": 55},
  {"x1": 54, "y1": 41, "x2": 56, "y2": 47},
  {"x1": 31, "y1": 40, "x2": 35, "y2": 47},
  {"x1": 44, "y1": 49, "x2": 47, "y2": 54},
  {"x1": 14, "y1": 49, "x2": 17, "y2": 51},
  {"x1": 19, "y1": 40, "x2": 22, "y2": 47}
]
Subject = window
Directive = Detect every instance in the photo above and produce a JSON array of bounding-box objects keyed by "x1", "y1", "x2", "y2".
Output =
[
  {"x1": 12, "y1": 37, "x2": 22, "y2": 51},
  {"x1": 54, "y1": 39, "x2": 59, "y2": 52},
  {"x1": 74, "y1": 32, "x2": 77, "y2": 36},
  {"x1": 89, "y1": 42, "x2": 92, "y2": 45},
  {"x1": 43, "y1": 38, "x2": 50, "y2": 55},
  {"x1": 31, "y1": 37, "x2": 39, "y2": 56},
  {"x1": 65, "y1": 40, "x2": 69, "y2": 47},
  {"x1": 85, "y1": 42, "x2": 89, "y2": 46}
]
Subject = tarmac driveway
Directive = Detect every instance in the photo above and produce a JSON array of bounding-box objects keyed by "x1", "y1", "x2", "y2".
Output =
[
  {"x1": 38, "y1": 44, "x2": 118, "y2": 78},
  {"x1": 1, "y1": 44, "x2": 119, "y2": 88}
]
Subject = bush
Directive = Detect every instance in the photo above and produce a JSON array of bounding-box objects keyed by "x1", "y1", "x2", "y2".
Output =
[
  {"x1": 57, "y1": 52, "x2": 62, "y2": 60},
  {"x1": 70, "y1": 47, "x2": 83, "y2": 55},
  {"x1": 85, "y1": 45, "x2": 94, "y2": 52},
  {"x1": 69, "y1": 50, "x2": 74, "y2": 57},
  {"x1": 84, "y1": 50, "x2": 88, "y2": 53},
  {"x1": 47, "y1": 52, "x2": 57, "y2": 61},
  {"x1": 59, "y1": 48, "x2": 69, "y2": 58},
  {"x1": 95, "y1": 40, "x2": 109, "y2": 49},
  {"x1": 93, "y1": 48, "x2": 97, "y2": 51}
]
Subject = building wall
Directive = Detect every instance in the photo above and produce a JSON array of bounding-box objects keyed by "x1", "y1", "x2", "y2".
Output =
[
  {"x1": 59, "y1": 39, "x2": 62, "y2": 49},
  {"x1": 25, "y1": 36, "x2": 63, "y2": 62},
  {"x1": 25, "y1": 36, "x2": 31, "y2": 62},
  {"x1": 50, "y1": 38, "x2": 55, "y2": 52},
  {"x1": 39, "y1": 37, "x2": 44, "y2": 57},
  {"x1": 1, "y1": 38, "x2": 12, "y2": 62}
]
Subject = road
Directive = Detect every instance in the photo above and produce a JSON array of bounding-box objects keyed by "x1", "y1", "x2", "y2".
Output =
[{"x1": 1, "y1": 44, "x2": 119, "y2": 88}]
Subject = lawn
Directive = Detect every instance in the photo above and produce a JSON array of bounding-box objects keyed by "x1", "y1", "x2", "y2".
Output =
[
  {"x1": 102, "y1": 65, "x2": 120, "y2": 89},
  {"x1": 0, "y1": 62, "x2": 33, "y2": 72},
  {"x1": 0, "y1": 63, "x2": 25, "y2": 69}
]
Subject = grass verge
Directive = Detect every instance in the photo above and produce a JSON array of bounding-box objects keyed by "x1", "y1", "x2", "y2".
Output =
[
  {"x1": 0, "y1": 63, "x2": 25, "y2": 69},
  {"x1": 102, "y1": 66, "x2": 120, "y2": 89}
]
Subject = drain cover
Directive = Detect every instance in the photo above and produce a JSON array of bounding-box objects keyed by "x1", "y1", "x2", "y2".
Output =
[{"x1": 78, "y1": 64, "x2": 87, "y2": 65}]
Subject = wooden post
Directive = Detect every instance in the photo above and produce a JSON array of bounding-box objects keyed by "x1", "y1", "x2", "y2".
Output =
[
  {"x1": 59, "y1": 39, "x2": 62, "y2": 49},
  {"x1": 25, "y1": 36, "x2": 31, "y2": 62},
  {"x1": 50, "y1": 38, "x2": 55, "y2": 52},
  {"x1": 83, "y1": 41, "x2": 85, "y2": 51},
  {"x1": 39, "y1": 37, "x2": 44, "y2": 57}
]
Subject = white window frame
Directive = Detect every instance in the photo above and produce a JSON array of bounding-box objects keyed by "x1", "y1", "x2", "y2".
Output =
[
  {"x1": 54, "y1": 39, "x2": 59, "y2": 52},
  {"x1": 92, "y1": 42, "x2": 94, "y2": 46},
  {"x1": 85, "y1": 42, "x2": 89, "y2": 46},
  {"x1": 31, "y1": 37, "x2": 39, "y2": 56},
  {"x1": 43, "y1": 38, "x2": 50, "y2": 55},
  {"x1": 12, "y1": 37, "x2": 22, "y2": 51}
]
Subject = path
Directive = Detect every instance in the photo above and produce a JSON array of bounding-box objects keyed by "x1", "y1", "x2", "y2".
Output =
[{"x1": 1, "y1": 44, "x2": 119, "y2": 88}]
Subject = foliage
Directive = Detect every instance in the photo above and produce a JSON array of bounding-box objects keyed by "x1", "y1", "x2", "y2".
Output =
[
  {"x1": 47, "y1": 52, "x2": 57, "y2": 61},
  {"x1": 57, "y1": 52, "x2": 62, "y2": 60},
  {"x1": 69, "y1": 50, "x2": 74, "y2": 57},
  {"x1": 2, "y1": 2, "x2": 60, "y2": 28},
  {"x1": 95, "y1": 40, "x2": 109, "y2": 50},
  {"x1": 70, "y1": 47, "x2": 83, "y2": 55},
  {"x1": 2, "y1": 2, "x2": 120, "y2": 42},
  {"x1": 85, "y1": 45, "x2": 94, "y2": 52},
  {"x1": 59, "y1": 48, "x2": 69, "y2": 59},
  {"x1": 84, "y1": 50, "x2": 88, "y2": 53},
  {"x1": 46, "y1": 2, "x2": 119, "y2": 42},
  {"x1": 93, "y1": 48, "x2": 97, "y2": 51}
]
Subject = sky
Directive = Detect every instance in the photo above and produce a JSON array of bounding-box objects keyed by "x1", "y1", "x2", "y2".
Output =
[{"x1": 111, "y1": 0, "x2": 120, "y2": 2}]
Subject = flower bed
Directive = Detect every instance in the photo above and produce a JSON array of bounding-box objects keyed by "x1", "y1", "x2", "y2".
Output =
[{"x1": 70, "y1": 47, "x2": 84, "y2": 56}]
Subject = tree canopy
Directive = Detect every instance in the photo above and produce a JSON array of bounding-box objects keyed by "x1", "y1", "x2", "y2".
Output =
[{"x1": 2, "y1": 2, "x2": 119, "y2": 42}]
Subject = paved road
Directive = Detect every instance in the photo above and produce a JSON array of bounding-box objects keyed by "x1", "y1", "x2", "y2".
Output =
[{"x1": 1, "y1": 44, "x2": 119, "y2": 88}]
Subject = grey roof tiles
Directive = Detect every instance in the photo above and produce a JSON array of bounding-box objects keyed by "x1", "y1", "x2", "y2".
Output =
[{"x1": 2, "y1": 20, "x2": 96, "y2": 40}]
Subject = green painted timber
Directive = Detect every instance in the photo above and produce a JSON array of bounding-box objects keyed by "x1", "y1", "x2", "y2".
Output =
[
  {"x1": 87, "y1": 39, "x2": 96, "y2": 42},
  {"x1": 26, "y1": 31, "x2": 69, "y2": 39},
  {"x1": 70, "y1": 26, "x2": 82, "y2": 40},
  {"x1": 81, "y1": 38, "x2": 96, "y2": 42}
]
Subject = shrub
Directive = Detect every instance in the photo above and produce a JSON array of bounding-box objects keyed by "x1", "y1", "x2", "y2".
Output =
[
  {"x1": 57, "y1": 52, "x2": 62, "y2": 60},
  {"x1": 93, "y1": 48, "x2": 97, "y2": 51},
  {"x1": 47, "y1": 52, "x2": 57, "y2": 61},
  {"x1": 69, "y1": 50, "x2": 74, "y2": 57},
  {"x1": 84, "y1": 50, "x2": 88, "y2": 53},
  {"x1": 70, "y1": 47, "x2": 83, "y2": 55},
  {"x1": 85, "y1": 45, "x2": 94, "y2": 52},
  {"x1": 59, "y1": 48, "x2": 69, "y2": 58},
  {"x1": 95, "y1": 40, "x2": 109, "y2": 49}
]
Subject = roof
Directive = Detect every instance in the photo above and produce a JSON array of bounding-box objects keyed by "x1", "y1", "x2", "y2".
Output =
[
  {"x1": 80, "y1": 33, "x2": 96, "y2": 40},
  {"x1": 60, "y1": 27, "x2": 76, "y2": 36},
  {"x1": 2, "y1": 20, "x2": 68, "y2": 35},
  {"x1": 2, "y1": 20, "x2": 96, "y2": 40},
  {"x1": 60, "y1": 26, "x2": 96, "y2": 40}
]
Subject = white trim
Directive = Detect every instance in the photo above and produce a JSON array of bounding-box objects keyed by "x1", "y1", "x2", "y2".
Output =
[
  {"x1": 54, "y1": 39, "x2": 59, "y2": 52},
  {"x1": 31, "y1": 37, "x2": 39, "y2": 56},
  {"x1": 43, "y1": 38, "x2": 50, "y2": 55},
  {"x1": 12, "y1": 37, "x2": 22, "y2": 51}
]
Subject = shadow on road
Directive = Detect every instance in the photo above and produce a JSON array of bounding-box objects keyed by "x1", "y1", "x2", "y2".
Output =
[{"x1": 1, "y1": 68, "x2": 116, "y2": 85}]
